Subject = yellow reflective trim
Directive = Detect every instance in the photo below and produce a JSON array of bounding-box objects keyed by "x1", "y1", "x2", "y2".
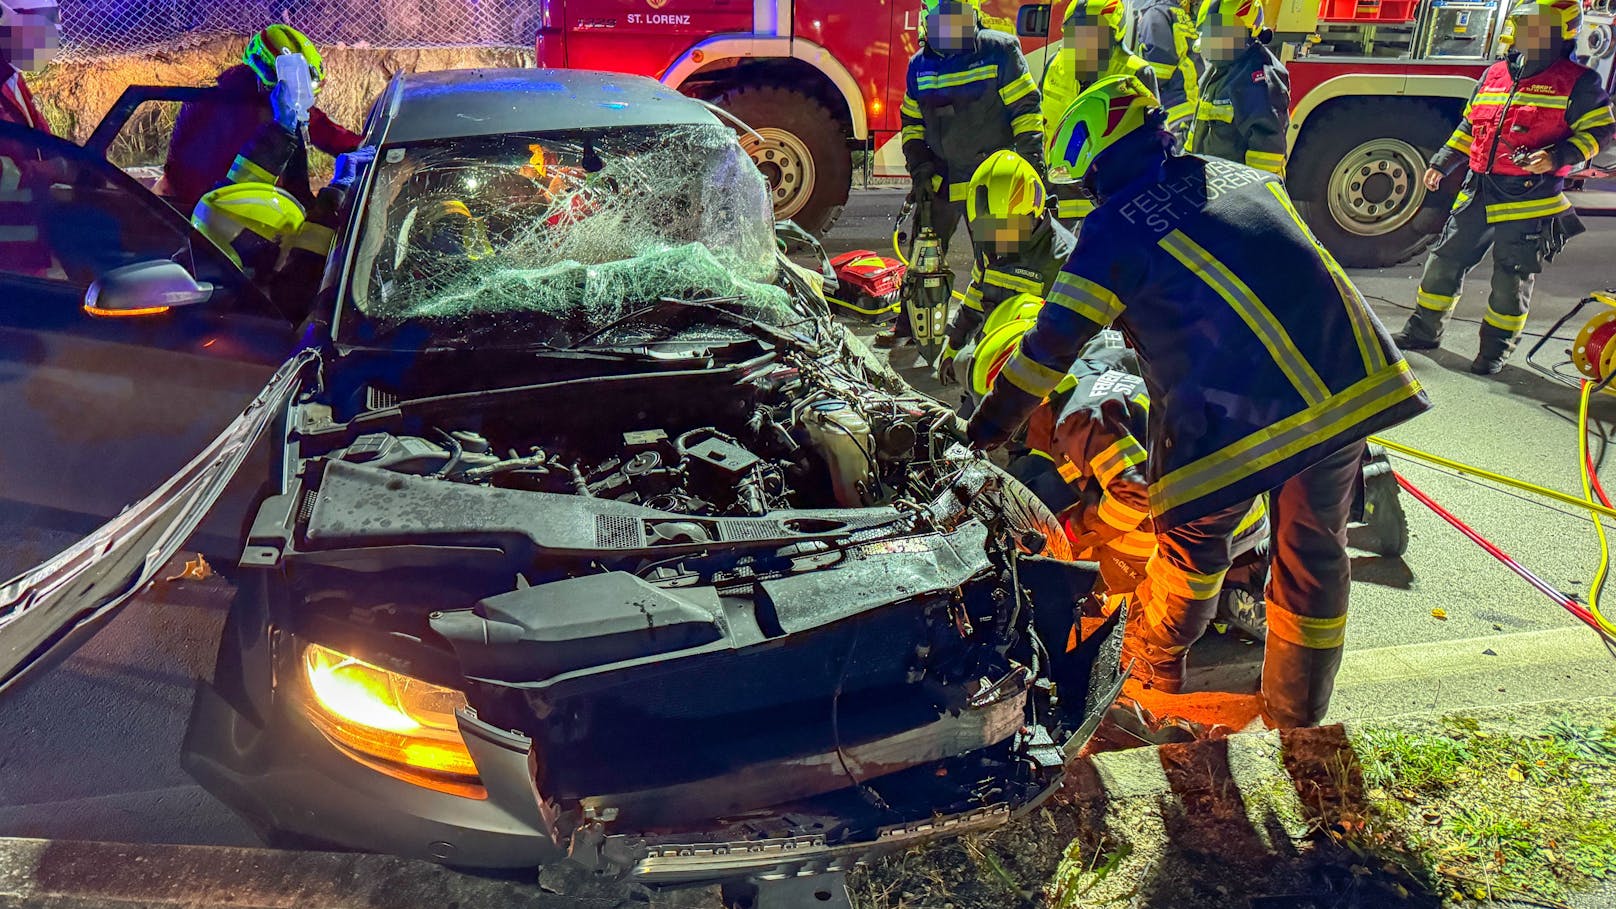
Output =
[
  {"x1": 1244, "y1": 150, "x2": 1286, "y2": 175},
  {"x1": 918, "y1": 64, "x2": 999, "y2": 90},
  {"x1": 1267, "y1": 607, "x2": 1347, "y2": 649},
  {"x1": 1149, "y1": 360, "x2": 1423, "y2": 517},
  {"x1": 962, "y1": 283, "x2": 986, "y2": 311},
  {"x1": 1570, "y1": 132, "x2": 1599, "y2": 162},
  {"x1": 901, "y1": 125, "x2": 926, "y2": 144},
  {"x1": 226, "y1": 154, "x2": 277, "y2": 186},
  {"x1": 1000, "y1": 350, "x2": 1067, "y2": 397},
  {"x1": 1452, "y1": 189, "x2": 1473, "y2": 212},
  {"x1": 984, "y1": 268, "x2": 1044, "y2": 295},
  {"x1": 1445, "y1": 131, "x2": 1473, "y2": 155},
  {"x1": 1000, "y1": 72, "x2": 1037, "y2": 105},
  {"x1": 1484, "y1": 193, "x2": 1571, "y2": 222},
  {"x1": 1098, "y1": 494, "x2": 1151, "y2": 531},
  {"x1": 1159, "y1": 229, "x2": 1330, "y2": 406},
  {"x1": 901, "y1": 95, "x2": 922, "y2": 119},
  {"x1": 1483, "y1": 308, "x2": 1528, "y2": 332},
  {"x1": 1027, "y1": 448, "x2": 1056, "y2": 462},
  {"x1": 1195, "y1": 100, "x2": 1233, "y2": 123},
  {"x1": 1510, "y1": 93, "x2": 1569, "y2": 110},
  {"x1": 1058, "y1": 196, "x2": 1095, "y2": 219},
  {"x1": 949, "y1": 181, "x2": 972, "y2": 202},
  {"x1": 1571, "y1": 106, "x2": 1616, "y2": 131},
  {"x1": 1264, "y1": 183, "x2": 1385, "y2": 376},
  {"x1": 1472, "y1": 92, "x2": 1512, "y2": 106},
  {"x1": 1057, "y1": 459, "x2": 1083, "y2": 483},
  {"x1": 1104, "y1": 532, "x2": 1157, "y2": 559},
  {"x1": 1012, "y1": 112, "x2": 1044, "y2": 136},
  {"x1": 1145, "y1": 553, "x2": 1227, "y2": 601},
  {"x1": 289, "y1": 221, "x2": 336, "y2": 255},
  {"x1": 1235, "y1": 496, "x2": 1267, "y2": 535},
  {"x1": 1048, "y1": 271, "x2": 1126, "y2": 327},
  {"x1": 1166, "y1": 101, "x2": 1196, "y2": 123},
  {"x1": 1416, "y1": 288, "x2": 1458, "y2": 312},
  {"x1": 1090, "y1": 436, "x2": 1147, "y2": 486}
]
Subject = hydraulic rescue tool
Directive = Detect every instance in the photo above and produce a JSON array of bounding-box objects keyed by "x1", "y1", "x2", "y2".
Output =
[{"x1": 894, "y1": 196, "x2": 952, "y2": 363}]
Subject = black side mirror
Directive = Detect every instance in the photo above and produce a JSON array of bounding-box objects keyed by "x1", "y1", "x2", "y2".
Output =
[
  {"x1": 84, "y1": 260, "x2": 215, "y2": 318},
  {"x1": 1017, "y1": 4, "x2": 1054, "y2": 38}
]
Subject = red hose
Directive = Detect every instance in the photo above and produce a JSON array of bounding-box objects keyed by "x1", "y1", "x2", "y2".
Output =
[{"x1": 1394, "y1": 472, "x2": 1611, "y2": 636}]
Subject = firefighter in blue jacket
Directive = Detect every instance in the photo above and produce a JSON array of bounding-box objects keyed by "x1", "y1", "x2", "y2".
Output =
[{"x1": 968, "y1": 75, "x2": 1430, "y2": 728}]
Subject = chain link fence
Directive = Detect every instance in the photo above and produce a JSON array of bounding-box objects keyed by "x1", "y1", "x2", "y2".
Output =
[{"x1": 58, "y1": 0, "x2": 543, "y2": 61}]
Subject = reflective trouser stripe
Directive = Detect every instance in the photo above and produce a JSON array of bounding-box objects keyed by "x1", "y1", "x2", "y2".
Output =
[
  {"x1": 1485, "y1": 193, "x2": 1571, "y2": 222},
  {"x1": 1144, "y1": 553, "x2": 1227, "y2": 602},
  {"x1": 1267, "y1": 606, "x2": 1347, "y2": 649},
  {"x1": 1105, "y1": 531, "x2": 1157, "y2": 559},
  {"x1": 1057, "y1": 459, "x2": 1083, "y2": 483},
  {"x1": 1159, "y1": 228, "x2": 1329, "y2": 406},
  {"x1": 1416, "y1": 288, "x2": 1458, "y2": 311},
  {"x1": 1484, "y1": 308, "x2": 1529, "y2": 333}
]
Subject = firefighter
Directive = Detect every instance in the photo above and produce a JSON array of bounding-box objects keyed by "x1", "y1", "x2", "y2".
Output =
[
  {"x1": 936, "y1": 149, "x2": 1076, "y2": 390},
  {"x1": 1133, "y1": 0, "x2": 1202, "y2": 139},
  {"x1": 883, "y1": 0, "x2": 1045, "y2": 348},
  {"x1": 1187, "y1": 0, "x2": 1289, "y2": 178},
  {"x1": 969, "y1": 75, "x2": 1430, "y2": 727},
  {"x1": 1394, "y1": 0, "x2": 1615, "y2": 375},
  {"x1": 162, "y1": 25, "x2": 360, "y2": 214},
  {"x1": 0, "y1": 0, "x2": 60, "y2": 274},
  {"x1": 1039, "y1": 0, "x2": 1158, "y2": 222}
]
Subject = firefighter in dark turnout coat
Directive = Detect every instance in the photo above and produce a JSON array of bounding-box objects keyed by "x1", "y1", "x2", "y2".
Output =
[
  {"x1": 1186, "y1": 0, "x2": 1289, "y2": 178},
  {"x1": 969, "y1": 75, "x2": 1430, "y2": 727}
]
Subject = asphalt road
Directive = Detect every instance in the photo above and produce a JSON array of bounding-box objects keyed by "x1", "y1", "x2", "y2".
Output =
[{"x1": 2, "y1": 187, "x2": 1614, "y2": 856}]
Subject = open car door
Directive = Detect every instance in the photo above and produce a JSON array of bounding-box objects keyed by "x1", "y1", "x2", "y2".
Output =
[{"x1": 0, "y1": 100, "x2": 313, "y2": 692}]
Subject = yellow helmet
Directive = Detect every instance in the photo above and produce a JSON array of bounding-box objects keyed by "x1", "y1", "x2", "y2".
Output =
[
  {"x1": 1065, "y1": 0, "x2": 1129, "y2": 41},
  {"x1": 414, "y1": 199, "x2": 494, "y2": 261},
  {"x1": 244, "y1": 25, "x2": 326, "y2": 88},
  {"x1": 1196, "y1": 0, "x2": 1266, "y2": 36},
  {"x1": 969, "y1": 293, "x2": 1044, "y2": 400},
  {"x1": 967, "y1": 151, "x2": 1046, "y2": 224},
  {"x1": 1504, "y1": 0, "x2": 1582, "y2": 40},
  {"x1": 1049, "y1": 74, "x2": 1162, "y2": 186},
  {"x1": 192, "y1": 183, "x2": 306, "y2": 269}
]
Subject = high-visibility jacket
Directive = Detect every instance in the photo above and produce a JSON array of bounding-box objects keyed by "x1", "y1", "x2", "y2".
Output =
[
  {"x1": 946, "y1": 214, "x2": 1076, "y2": 350},
  {"x1": 1187, "y1": 41, "x2": 1289, "y2": 177},
  {"x1": 1043, "y1": 47, "x2": 1158, "y2": 220},
  {"x1": 974, "y1": 154, "x2": 1429, "y2": 529},
  {"x1": 0, "y1": 61, "x2": 54, "y2": 274},
  {"x1": 1133, "y1": 0, "x2": 1201, "y2": 125},
  {"x1": 901, "y1": 29, "x2": 1046, "y2": 204},
  {"x1": 163, "y1": 64, "x2": 360, "y2": 214},
  {"x1": 1430, "y1": 55, "x2": 1614, "y2": 224}
]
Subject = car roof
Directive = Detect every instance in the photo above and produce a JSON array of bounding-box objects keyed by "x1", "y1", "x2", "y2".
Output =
[{"x1": 375, "y1": 69, "x2": 720, "y2": 145}]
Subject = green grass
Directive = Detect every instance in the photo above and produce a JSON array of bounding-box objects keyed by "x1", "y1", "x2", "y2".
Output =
[{"x1": 1349, "y1": 716, "x2": 1616, "y2": 903}]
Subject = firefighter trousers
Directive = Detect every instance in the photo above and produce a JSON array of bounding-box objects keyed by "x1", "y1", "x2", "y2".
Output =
[
  {"x1": 1133, "y1": 441, "x2": 1365, "y2": 727},
  {"x1": 1400, "y1": 196, "x2": 1548, "y2": 361}
]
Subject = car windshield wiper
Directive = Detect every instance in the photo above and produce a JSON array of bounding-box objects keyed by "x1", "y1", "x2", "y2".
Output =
[{"x1": 570, "y1": 295, "x2": 801, "y2": 350}]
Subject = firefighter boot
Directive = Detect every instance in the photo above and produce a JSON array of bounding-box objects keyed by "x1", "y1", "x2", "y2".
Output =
[
  {"x1": 1119, "y1": 599, "x2": 1187, "y2": 694},
  {"x1": 1395, "y1": 257, "x2": 1464, "y2": 351},
  {"x1": 1471, "y1": 333, "x2": 1512, "y2": 375}
]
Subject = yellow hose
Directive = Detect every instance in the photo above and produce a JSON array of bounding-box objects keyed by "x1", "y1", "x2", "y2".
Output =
[
  {"x1": 1370, "y1": 435, "x2": 1616, "y2": 522},
  {"x1": 1577, "y1": 381, "x2": 1616, "y2": 634},
  {"x1": 892, "y1": 228, "x2": 911, "y2": 268}
]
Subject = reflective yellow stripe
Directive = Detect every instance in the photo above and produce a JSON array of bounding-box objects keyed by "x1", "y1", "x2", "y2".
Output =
[
  {"x1": 1483, "y1": 308, "x2": 1528, "y2": 332},
  {"x1": 1416, "y1": 289, "x2": 1457, "y2": 313},
  {"x1": 1445, "y1": 130, "x2": 1473, "y2": 155},
  {"x1": 1244, "y1": 150, "x2": 1286, "y2": 175},
  {"x1": 984, "y1": 268, "x2": 1044, "y2": 295},
  {"x1": 1195, "y1": 100, "x2": 1233, "y2": 123},
  {"x1": 1057, "y1": 459, "x2": 1083, "y2": 483},
  {"x1": 1571, "y1": 106, "x2": 1616, "y2": 131},
  {"x1": 1145, "y1": 554, "x2": 1227, "y2": 602},
  {"x1": 919, "y1": 64, "x2": 999, "y2": 90},
  {"x1": 1149, "y1": 360, "x2": 1423, "y2": 517},
  {"x1": 1012, "y1": 112, "x2": 1043, "y2": 136},
  {"x1": 1452, "y1": 189, "x2": 1473, "y2": 212},
  {"x1": 1146, "y1": 60, "x2": 1176, "y2": 80},
  {"x1": 1048, "y1": 271, "x2": 1125, "y2": 326},
  {"x1": 1105, "y1": 531, "x2": 1157, "y2": 559},
  {"x1": 1234, "y1": 496, "x2": 1267, "y2": 535},
  {"x1": 1159, "y1": 229, "x2": 1330, "y2": 406},
  {"x1": 1512, "y1": 93, "x2": 1569, "y2": 110},
  {"x1": 1484, "y1": 193, "x2": 1571, "y2": 222},
  {"x1": 1090, "y1": 436, "x2": 1147, "y2": 486},
  {"x1": 1058, "y1": 196, "x2": 1095, "y2": 219},
  {"x1": 1000, "y1": 72, "x2": 1037, "y2": 105},
  {"x1": 901, "y1": 95, "x2": 922, "y2": 119},
  {"x1": 1570, "y1": 132, "x2": 1599, "y2": 162},
  {"x1": 901, "y1": 125, "x2": 926, "y2": 144},
  {"x1": 1028, "y1": 448, "x2": 1056, "y2": 462},
  {"x1": 949, "y1": 181, "x2": 971, "y2": 202},
  {"x1": 1166, "y1": 101, "x2": 1196, "y2": 124},
  {"x1": 1473, "y1": 92, "x2": 1512, "y2": 106},
  {"x1": 1000, "y1": 349, "x2": 1068, "y2": 397},
  {"x1": 1098, "y1": 494, "x2": 1151, "y2": 531},
  {"x1": 289, "y1": 221, "x2": 336, "y2": 255},
  {"x1": 1267, "y1": 607, "x2": 1347, "y2": 649},
  {"x1": 226, "y1": 154, "x2": 276, "y2": 185},
  {"x1": 962, "y1": 283, "x2": 986, "y2": 311},
  {"x1": 1264, "y1": 183, "x2": 1386, "y2": 376}
]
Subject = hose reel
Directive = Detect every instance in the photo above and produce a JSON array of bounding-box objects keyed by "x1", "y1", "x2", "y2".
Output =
[{"x1": 1529, "y1": 289, "x2": 1616, "y2": 393}]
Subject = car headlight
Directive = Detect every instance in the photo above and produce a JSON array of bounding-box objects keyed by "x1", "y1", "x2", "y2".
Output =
[{"x1": 297, "y1": 642, "x2": 482, "y2": 789}]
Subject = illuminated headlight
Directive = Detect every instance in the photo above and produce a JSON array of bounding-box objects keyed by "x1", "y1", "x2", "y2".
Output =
[{"x1": 297, "y1": 643, "x2": 482, "y2": 793}]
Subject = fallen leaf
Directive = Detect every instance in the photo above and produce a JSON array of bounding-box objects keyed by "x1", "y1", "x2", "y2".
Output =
[
  {"x1": 1431, "y1": 608, "x2": 1448, "y2": 620},
  {"x1": 164, "y1": 554, "x2": 213, "y2": 583},
  {"x1": 1507, "y1": 766, "x2": 1525, "y2": 782}
]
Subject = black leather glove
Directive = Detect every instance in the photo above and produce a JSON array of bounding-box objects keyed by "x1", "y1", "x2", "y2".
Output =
[
  {"x1": 908, "y1": 162, "x2": 940, "y2": 204},
  {"x1": 967, "y1": 406, "x2": 1014, "y2": 451}
]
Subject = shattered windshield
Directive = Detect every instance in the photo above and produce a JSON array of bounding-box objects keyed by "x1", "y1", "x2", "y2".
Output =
[{"x1": 341, "y1": 123, "x2": 799, "y2": 349}]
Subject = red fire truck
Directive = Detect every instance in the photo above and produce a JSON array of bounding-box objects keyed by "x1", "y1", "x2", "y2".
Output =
[{"x1": 535, "y1": 0, "x2": 1614, "y2": 265}]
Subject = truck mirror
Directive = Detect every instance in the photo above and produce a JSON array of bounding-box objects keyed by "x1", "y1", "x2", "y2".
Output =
[{"x1": 1017, "y1": 4, "x2": 1054, "y2": 38}]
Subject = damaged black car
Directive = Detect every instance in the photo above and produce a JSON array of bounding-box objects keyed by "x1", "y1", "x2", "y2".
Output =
[{"x1": 0, "y1": 69, "x2": 1123, "y2": 902}]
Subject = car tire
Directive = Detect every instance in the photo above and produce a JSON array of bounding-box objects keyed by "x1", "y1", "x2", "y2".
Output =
[
  {"x1": 1291, "y1": 99, "x2": 1459, "y2": 268},
  {"x1": 713, "y1": 84, "x2": 852, "y2": 237}
]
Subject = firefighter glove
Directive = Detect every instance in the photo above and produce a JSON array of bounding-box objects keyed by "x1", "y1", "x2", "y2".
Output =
[
  {"x1": 935, "y1": 341, "x2": 959, "y2": 386},
  {"x1": 966, "y1": 406, "x2": 1014, "y2": 451}
]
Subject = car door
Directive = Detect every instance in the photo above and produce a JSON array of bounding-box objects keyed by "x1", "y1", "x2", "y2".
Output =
[{"x1": 0, "y1": 118, "x2": 302, "y2": 567}]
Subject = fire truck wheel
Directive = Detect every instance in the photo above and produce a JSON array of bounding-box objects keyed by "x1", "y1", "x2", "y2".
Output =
[
  {"x1": 714, "y1": 85, "x2": 851, "y2": 237},
  {"x1": 1291, "y1": 99, "x2": 1458, "y2": 268}
]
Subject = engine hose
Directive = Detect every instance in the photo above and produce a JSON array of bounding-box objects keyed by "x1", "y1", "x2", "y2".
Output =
[{"x1": 1394, "y1": 472, "x2": 1613, "y2": 640}]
